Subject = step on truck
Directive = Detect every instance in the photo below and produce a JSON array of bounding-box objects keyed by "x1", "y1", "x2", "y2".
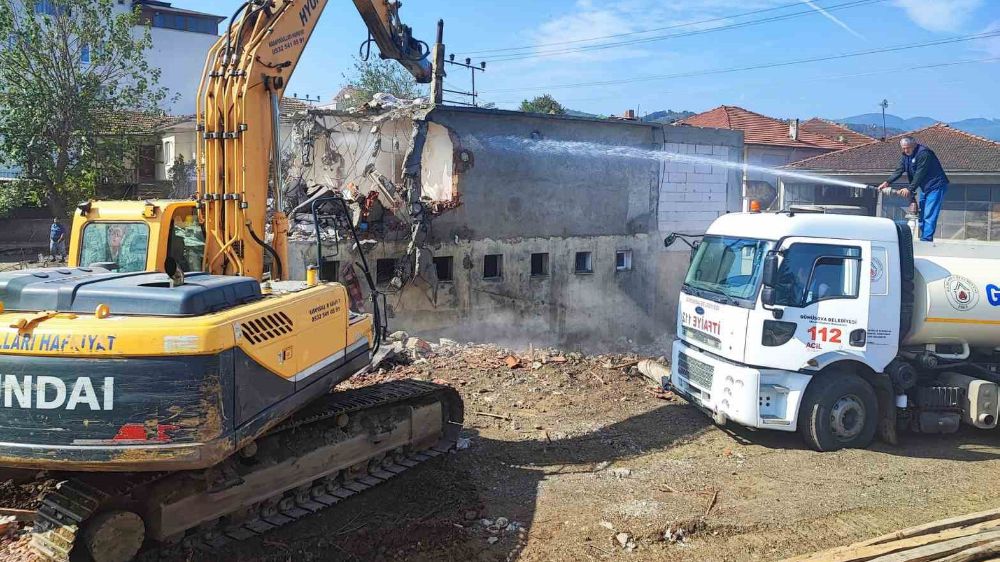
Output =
[{"x1": 668, "y1": 211, "x2": 1000, "y2": 451}]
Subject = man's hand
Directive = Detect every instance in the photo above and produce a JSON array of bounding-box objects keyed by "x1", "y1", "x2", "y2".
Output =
[
  {"x1": 877, "y1": 181, "x2": 889, "y2": 190},
  {"x1": 897, "y1": 188, "x2": 911, "y2": 199}
]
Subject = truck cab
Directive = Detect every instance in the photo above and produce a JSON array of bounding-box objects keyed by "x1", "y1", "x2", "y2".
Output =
[
  {"x1": 671, "y1": 212, "x2": 907, "y2": 450},
  {"x1": 68, "y1": 200, "x2": 204, "y2": 274}
]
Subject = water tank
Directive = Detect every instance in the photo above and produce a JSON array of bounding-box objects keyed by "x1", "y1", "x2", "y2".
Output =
[{"x1": 905, "y1": 242, "x2": 1000, "y2": 348}]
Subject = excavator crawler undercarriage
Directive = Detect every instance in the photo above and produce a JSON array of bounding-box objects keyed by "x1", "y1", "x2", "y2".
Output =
[{"x1": 22, "y1": 380, "x2": 463, "y2": 562}]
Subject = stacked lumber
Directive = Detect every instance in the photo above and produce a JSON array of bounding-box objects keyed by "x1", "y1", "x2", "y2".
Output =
[{"x1": 782, "y1": 507, "x2": 1000, "y2": 562}]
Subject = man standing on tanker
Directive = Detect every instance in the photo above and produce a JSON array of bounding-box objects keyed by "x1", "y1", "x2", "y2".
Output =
[{"x1": 877, "y1": 136, "x2": 949, "y2": 242}]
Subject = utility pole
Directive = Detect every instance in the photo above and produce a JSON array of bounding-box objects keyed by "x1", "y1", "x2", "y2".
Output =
[
  {"x1": 431, "y1": 20, "x2": 446, "y2": 105},
  {"x1": 443, "y1": 54, "x2": 486, "y2": 107},
  {"x1": 879, "y1": 99, "x2": 889, "y2": 141}
]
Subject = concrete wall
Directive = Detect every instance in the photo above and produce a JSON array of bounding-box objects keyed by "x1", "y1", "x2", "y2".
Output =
[
  {"x1": 426, "y1": 109, "x2": 662, "y2": 240},
  {"x1": 0, "y1": 219, "x2": 55, "y2": 250},
  {"x1": 287, "y1": 107, "x2": 744, "y2": 350},
  {"x1": 659, "y1": 129, "x2": 743, "y2": 235}
]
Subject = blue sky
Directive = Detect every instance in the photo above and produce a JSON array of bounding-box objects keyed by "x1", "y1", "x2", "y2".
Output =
[{"x1": 173, "y1": 0, "x2": 1000, "y2": 121}]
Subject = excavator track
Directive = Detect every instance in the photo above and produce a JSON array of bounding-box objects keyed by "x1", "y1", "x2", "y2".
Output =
[{"x1": 23, "y1": 380, "x2": 464, "y2": 562}]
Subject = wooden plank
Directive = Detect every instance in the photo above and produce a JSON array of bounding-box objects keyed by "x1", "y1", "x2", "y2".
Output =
[
  {"x1": 783, "y1": 509, "x2": 1000, "y2": 562},
  {"x1": 0, "y1": 508, "x2": 36, "y2": 522},
  {"x1": 935, "y1": 540, "x2": 1000, "y2": 562},
  {"x1": 868, "y1": 530, "x2": 1000, "y2": 562},
  {"x1": 785, "y1": 521, "x2": 1000, "y2": 562},
  {"x1": 866, "y1": 510, "x2": 1000, "y2": 547}
]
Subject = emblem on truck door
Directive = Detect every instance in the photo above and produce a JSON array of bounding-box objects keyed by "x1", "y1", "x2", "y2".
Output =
[
  {"x1": 945, "y1": 275, "x2": 980, "y2": 311},
  {"x1": 870, "y1": 257, "x2": 884, "y2": 282}
]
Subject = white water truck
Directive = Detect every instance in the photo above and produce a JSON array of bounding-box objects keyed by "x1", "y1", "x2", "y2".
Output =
[{"x1": 665, "y1": 210, "x2": 1000, "y2": 450}]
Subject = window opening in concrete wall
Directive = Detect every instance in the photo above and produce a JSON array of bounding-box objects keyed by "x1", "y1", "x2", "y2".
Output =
[
  {"x1": 616, "y1": 250, "x2": 633, "y2": 271},
  {"x1": 530, "y1": 253, "x2": 549, "y2": 277},
  {"x1": 376, "y1": 258, "x2": 396, "y2": 286},
  {"x1": 434, "y1": 256, "x2": 454, "y2": 282},
  {"x1": 484, "y1": 254, "x2": 503, "y2": 279},
  {"x1": 575, "y1": 251, "x2": 593, "y2": 274},
  {"x1": 321, "y1": 260, "x2": 340, "y2": 282}
]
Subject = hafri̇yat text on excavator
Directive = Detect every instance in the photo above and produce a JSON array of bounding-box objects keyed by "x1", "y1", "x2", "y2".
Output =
[{"x1": 0, "y1": 2, "x2": 462, "y2": 561}]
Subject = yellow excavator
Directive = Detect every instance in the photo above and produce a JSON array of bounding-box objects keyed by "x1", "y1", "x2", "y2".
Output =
[{"x1": 0, "y1": 2, "x2": 461, "y2": 561}]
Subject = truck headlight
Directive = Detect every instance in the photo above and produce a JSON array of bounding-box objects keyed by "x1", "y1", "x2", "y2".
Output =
[{"x1": 762, "y1": 320, "x2": 797, "y2": 347}]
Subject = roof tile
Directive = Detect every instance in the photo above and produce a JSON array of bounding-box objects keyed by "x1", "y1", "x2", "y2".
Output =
[
  {"x1": 800, "y1": 118, "x2": 874, "y2": 147},
  {"x1": 786, "y1": 124, "x2": 1000, "y2": 173},
  {"x1": 678, "y1": 106, "x2": 849, "y2": 150}
]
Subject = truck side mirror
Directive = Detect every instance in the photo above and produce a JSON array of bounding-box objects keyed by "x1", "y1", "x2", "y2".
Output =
[
  {"x1": 762, "y1": 251, "x2": 778, "y2": 287},
  {"x1": 760, "y1": 286, "x2": 783, "y2": 318},
  {"x1": 761, "y1": 286, "x2": 775, "y2": 306}
]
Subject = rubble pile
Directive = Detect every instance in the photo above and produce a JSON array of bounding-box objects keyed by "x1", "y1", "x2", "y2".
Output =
[{"x1": 354, "y1": 334, "x2": 670, "y2": 392}]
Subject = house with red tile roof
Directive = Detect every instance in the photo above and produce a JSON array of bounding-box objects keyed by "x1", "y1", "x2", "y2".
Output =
[
  {"x1": 783, "y1": 124, "x2": 1000, "y2": 242},
  {"x1": 677, "y1": 106, "x2": 873, "y2": 209},
  {"x1": 800, "y1": 118, "x2": 875, "y2": 148}
]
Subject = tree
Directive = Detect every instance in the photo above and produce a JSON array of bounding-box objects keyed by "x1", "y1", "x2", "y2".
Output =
[
  {"x1": 519, "y1": 94, "x2": 566, "y2": 115},
  {"x1": 342, "y1": 57, "x2": 426, "y2": 104},
  {"x1": 168, "y1": 154, "x2": 196, "y2": 197},
  {"x1": 0, "y1": 0, "x2": 168, "y2": 217}
]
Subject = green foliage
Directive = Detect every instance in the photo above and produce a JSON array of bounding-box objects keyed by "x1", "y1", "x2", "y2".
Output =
[
  {"x1": 342, "y1": 57, "x2": 426, "y2": 104},
  {"x1": 0, "y1": 0, "x2": 168, "y2": 217},
  {"x1": 168, "y1": 154, "x2": 195, "y2": 196},
  {"x1": 519, "y1": 94, "x2": 566, "y2": 115}
]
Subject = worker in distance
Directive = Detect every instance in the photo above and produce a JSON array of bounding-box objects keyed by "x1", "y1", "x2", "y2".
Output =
[{"x1": 878, "y1": 136, "x2": 949, "y2": 242}]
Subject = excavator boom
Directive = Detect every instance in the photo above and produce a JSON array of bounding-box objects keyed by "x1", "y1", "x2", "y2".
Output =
[{"x1": 198, "y1": 0, "x2": 431, "y2": 280}]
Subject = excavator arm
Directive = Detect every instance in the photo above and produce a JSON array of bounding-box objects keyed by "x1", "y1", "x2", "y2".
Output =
[{"x1": 197, "y1": 0, "x2": 431, "y2": 280}]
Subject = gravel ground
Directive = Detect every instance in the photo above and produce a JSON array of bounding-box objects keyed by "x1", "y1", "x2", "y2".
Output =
[
  {"x1": 4, "y1": 342, "x2": 1000, "y2": 562},
  {"x1": 180, "y1": 342, "x2": 1000, "y2": 562}
]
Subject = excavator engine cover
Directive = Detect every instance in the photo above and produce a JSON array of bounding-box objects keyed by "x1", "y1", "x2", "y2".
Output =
[{"x1": 0, "y1": 268, "x2": 261, "y2": 316}]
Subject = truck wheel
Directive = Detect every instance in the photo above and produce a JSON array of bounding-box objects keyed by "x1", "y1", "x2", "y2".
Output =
[{"x1": 798, "y1": 372, "x2": 878, "y2": 452}]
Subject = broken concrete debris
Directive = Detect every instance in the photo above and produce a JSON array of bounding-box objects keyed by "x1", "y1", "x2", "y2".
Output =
[
  {"x1": 404, "y1": 336, "x2": 433, "y2": 355},
  {"x1": 615, "y1": 531, "x2": 637, "y2": 551},
  {"x1": 476, "y1": 514, "x2": 524, "y2": 545},
  {"x1": 611, "y1": 468, "x2": 633, "y2": 479}
]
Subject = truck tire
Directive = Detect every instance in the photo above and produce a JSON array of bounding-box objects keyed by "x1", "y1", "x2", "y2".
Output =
[{"x1": 798, "y1": 371, "x2": 878, "y2": 452}]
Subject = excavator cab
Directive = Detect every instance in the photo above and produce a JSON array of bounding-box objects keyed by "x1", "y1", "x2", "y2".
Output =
[{"x1": 68, "y1": 200, "x2": 204, "y2": 274}]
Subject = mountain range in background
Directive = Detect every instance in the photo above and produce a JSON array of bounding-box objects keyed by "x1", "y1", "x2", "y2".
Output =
[
  {"x1": 833, "y1": 113, "x2": 1000, "y2": 141},
  {"x1": 562, "y1": 106, "x2": 1000, "y2": 141},
  {"x1": 641, "y1": 110, "x2": 696, "y2": 123}
]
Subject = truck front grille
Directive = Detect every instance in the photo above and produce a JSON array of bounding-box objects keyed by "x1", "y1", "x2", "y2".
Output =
[
  {"x1": 678, "y1": 352, "x2": 714, "y2": 390},
  {"x1": 681, "y1": 326, "x2": 721, "y2": 350}
]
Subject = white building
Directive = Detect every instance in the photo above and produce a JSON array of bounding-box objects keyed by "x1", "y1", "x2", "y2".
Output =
[
  {"x1": 0, "y1": 1, "x2": 223, "y2": 183},
  {"x1": 116, "y1": 0, "x2": 225, "y2": 115}
]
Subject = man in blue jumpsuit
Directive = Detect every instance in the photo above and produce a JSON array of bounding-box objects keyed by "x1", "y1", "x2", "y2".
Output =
[
  {"x1": 878, "y1": 136, "x2": 949, "y2": 242},
  {"x1": 49, "y1": 218, "x2": 67, "y2": 261}
]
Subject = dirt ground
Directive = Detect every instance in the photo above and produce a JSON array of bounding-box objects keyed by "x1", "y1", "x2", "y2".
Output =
[
  {"x1": 165, "y1": 342, "x2": 1000, "y2": 562},
  {"x1": 3, "y1": 341, "x2": 1000, "y2": 562}
]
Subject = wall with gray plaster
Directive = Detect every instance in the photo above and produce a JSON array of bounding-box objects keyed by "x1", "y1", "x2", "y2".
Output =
[
  {"x1": 426, "y1": 107, "x2": 663, "y2": 241},
  {"x1": 288, "y1": 107, "x2": 745, "y2": 350}
]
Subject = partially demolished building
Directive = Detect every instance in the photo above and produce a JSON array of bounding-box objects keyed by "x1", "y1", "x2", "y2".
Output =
[{"x1": 281, "y1": 103, "x2": 743, "y2": 349}]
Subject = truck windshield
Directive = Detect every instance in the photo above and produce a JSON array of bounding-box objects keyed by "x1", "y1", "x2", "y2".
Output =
[{"x1": 684, "y1": 236, "x2": 773, "y2": 303}]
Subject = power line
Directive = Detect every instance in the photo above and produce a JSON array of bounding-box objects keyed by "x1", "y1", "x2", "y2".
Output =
[
  {"x1": 484, "y1": 56, "x2": 1000, "y2": 107},
  {"x1": 457, "y1": 0, "x2": 822, "y2": 56},
  {"x1": 481, "y1": 31, "x2": 1000, "y2": 93},
  {"x1": 481, "y1": 0, "x2": 886, "y2": 63}
]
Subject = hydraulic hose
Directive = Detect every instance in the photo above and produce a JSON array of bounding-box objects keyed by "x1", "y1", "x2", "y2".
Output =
[{"x1": 246, "y1": 224, "x2": 283, "y2": 281}]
